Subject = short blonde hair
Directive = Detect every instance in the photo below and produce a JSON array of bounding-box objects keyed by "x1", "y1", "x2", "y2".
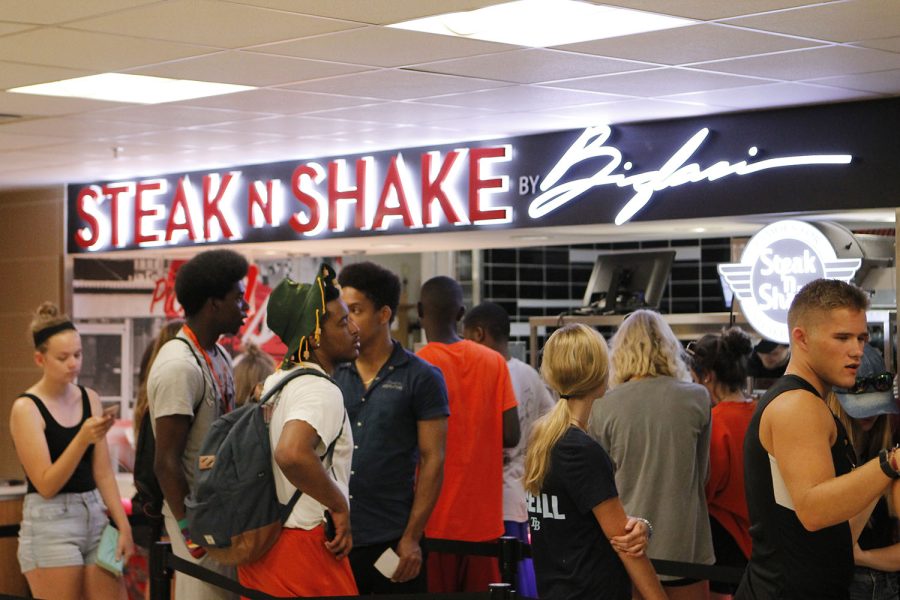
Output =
[{"x1": 609, "y1": 309, "x2": 690, "y2": 385}]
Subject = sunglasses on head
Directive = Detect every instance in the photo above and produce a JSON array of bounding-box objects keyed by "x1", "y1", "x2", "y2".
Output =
[{"x1": 851, "y1": 372, "x2": 893, "y2": 394}]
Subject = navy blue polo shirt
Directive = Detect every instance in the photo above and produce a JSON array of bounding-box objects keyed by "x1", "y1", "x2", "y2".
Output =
[{"x1": 334, "y1": 340, "x2": 449, "y2": 546}]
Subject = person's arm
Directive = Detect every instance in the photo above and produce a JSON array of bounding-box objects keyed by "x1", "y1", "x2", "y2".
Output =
[
  {"x1": 9, "y1": 394, "x2": 114, "y2": 499},
  {"x1": 854, "y1": 542, "x2": 900, "y2": 571},
  {"x1": 849, "y1": 497, "x2": 879, "y2": 543},
  {"x1": 593, "y1": 497, "x2": 667, "y2": 600},
  {"x1": 764, "y1": 391, "x2": 892, "y2": 531},
  {"x1": 609, "y1": 517, "x2": 649, "y2": 556},
  {"x1": 153, "y1": 414, "x2": 191, "y2": 519},
  {"x1": 503, "y1": 406, "x2": 520, "y2": 448},
  {"x1": 392, "y1": 417, "x2": 447, "y2": 582},
  {"x1": 87, "y1": 389, "x2": 134, "y2": 563},
  {"x1": 274, "y1": 419, "x2": 352, "y2": 559}
]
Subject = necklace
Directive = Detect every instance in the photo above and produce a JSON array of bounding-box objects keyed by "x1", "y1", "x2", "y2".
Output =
[
  {"x1": 362, "y1": 375, "x2": 376, "y2": 387},
  {"x1": 570, "y1": 417, "x2": 588, "y2": 430}
]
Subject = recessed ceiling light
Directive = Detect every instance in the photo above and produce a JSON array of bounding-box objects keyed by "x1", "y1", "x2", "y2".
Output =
[
  {"x1": 8, "y1": 73, "x2": 254, "y2": 105},
  {"x1": 389, "y1": 0, "x2": 695, "y2": 48}
]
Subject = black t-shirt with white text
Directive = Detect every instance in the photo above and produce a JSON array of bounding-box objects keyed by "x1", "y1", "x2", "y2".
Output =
[{"x1": 528, "y1": 427, "x2": 629, "y2": 600}]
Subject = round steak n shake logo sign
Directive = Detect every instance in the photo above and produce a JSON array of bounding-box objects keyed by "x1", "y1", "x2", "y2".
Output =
[{"x1": 719, "y1": 220, "x2": 861, "y2": 343}]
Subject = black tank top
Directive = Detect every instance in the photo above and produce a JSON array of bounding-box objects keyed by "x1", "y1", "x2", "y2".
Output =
[
  {"x1": 23, "y1": 386, "x2": 97, "y2": 494},
  {"x1": 737, "y1": 375, "x2": 855, "y2": 600}
]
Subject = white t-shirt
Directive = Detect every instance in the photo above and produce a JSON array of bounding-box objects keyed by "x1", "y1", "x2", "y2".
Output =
[
  {"x1": 504, "y1": 357, "x2": 555, "y2": 522},
  {"x1": 263, "y1": 363, "x2": 353, "y2": 530}
]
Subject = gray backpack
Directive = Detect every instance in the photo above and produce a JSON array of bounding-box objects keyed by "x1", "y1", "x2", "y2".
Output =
[{"x1": 185, "y1": 367, "x2": 340, "y2": 566}]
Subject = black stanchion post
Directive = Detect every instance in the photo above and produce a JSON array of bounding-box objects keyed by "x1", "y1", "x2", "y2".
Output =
[
  {"x1": 497, "y1": 536, "x2": 520, "y2": 587},
  {"x1": 149, "y1": 541, "x2": 173, "y2": 600},
  {"x1": 489, "y1": 582, "x2": 515, "y2": 600}
]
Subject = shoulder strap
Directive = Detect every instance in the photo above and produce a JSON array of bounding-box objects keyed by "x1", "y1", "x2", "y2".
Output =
[
  {"x1": 260, "y1": 367, "x2": 335, "y2": 406},
  {"x1": 19, "y1": 393, "x2": 52, "y2": 423},
  {"x1": 266, "y1": 368, "x2": 341, "y2": 522},
  {"x1": 77, "y1": 385, "x2": 90, "y2": 421},
  {"x1": 167, "y1": 337, "x2": 207, "y2": 412}
]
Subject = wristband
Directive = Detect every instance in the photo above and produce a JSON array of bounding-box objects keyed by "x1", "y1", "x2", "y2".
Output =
[
  {"x1": 178, "y1": 518, "x2": 207, "y2": 559},
  {"x1": 635, "y1": 517, "x2": 653, "y2": 540},
  {"x1": 879, "y1": 448, "x2": 900, "y2": 480}
]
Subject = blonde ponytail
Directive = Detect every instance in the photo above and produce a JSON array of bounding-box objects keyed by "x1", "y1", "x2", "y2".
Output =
[{"x1": 524, "y1": 323, "x2": 608, "y2": 495}]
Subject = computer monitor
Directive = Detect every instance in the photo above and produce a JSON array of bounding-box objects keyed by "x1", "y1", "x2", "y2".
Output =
[{"x1": 581, "y1": 250, "x2": 676, "y2": 314}]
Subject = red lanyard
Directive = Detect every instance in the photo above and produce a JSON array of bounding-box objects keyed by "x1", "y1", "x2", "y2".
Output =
[{"x1": 182, "y1": 325, "x2": 231, "y2": 414}]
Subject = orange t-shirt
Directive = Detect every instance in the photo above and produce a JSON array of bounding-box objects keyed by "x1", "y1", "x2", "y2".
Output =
[
  {"x1": 706, "y1": 400, "x2": 756, "y2": 559},
  {"x1": 417, "y1": 339, "x2": 518, "y2": 542}
]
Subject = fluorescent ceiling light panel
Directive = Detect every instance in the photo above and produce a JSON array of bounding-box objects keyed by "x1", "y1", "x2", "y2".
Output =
[
  {"x1": 8, "y1": 73, "x2": 254, "y2": 104},
  {"x1": 389, "y1": 0, "x2": 696, "y2": 47}
]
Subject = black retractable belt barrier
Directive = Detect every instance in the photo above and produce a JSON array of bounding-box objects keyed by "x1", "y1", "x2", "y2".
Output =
[
  {"x1": 651, "y1": 558, "x2": 745, "y2": 585},
  {"x1": 0, "y1": 524, "x2": 19, "y2": 538}
]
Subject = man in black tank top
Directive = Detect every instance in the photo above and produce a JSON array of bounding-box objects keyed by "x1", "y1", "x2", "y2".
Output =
[{"x1": 737, "y1": 279, "x2": 900, "y2": 600}]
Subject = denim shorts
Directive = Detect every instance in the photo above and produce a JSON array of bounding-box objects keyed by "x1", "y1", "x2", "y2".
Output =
[{"x1": 17, "y1": 489, "x2": 108, "y2": 573}]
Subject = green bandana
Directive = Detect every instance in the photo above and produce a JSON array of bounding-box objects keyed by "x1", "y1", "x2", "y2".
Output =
[{"x1": 267, "y1": 263, "x2": 337, "y2": 368}]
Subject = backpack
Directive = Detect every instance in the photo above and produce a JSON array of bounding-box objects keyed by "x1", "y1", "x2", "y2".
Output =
[
  {"x1": 132, "y1": 337, "x2": 205, "y2": 519},
  {"x1": 184, "y1": 367, "x2": 340, "y2": 566}
]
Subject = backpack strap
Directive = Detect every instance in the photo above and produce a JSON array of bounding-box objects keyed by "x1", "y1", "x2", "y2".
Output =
[
  {"x1": 261, "y1": 367, "x2": 343, "y2": 524},
  {"x1": 167, "y1": 337, "x2": 207, "y2": 414}
]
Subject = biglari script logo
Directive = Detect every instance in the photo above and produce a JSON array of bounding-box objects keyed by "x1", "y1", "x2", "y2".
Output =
[{"x1": 718, "y1": 220, "x2": 861, "y2": 343}]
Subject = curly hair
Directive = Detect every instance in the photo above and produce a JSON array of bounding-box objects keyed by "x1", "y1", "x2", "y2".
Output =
[
  {"x1": 609, "y1": 309, "x2": 690, "y2": 386},
  {"x1": 337, "y1": 261, "x2": 401, "y2": 323},
  {"x1": 175, "y1": 249, "x2": 248, "y2": 317}
]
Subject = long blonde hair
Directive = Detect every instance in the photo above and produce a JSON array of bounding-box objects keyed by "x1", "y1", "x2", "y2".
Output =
[
  {"x1": 609, "y1": 309, "x2": 690, "y2": 386},
  {"x1": 524, "y1": 324, "x2": 609, "y2": 495}
]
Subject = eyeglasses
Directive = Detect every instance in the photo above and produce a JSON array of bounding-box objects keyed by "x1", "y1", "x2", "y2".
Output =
[{"x1": 850, "y1": 372, "x2": 894, "y2": 394}]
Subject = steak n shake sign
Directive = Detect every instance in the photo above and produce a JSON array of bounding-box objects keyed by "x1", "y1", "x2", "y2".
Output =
[
  {"x1": 719, "y1": 220, "x2": 862, "y2": 344},
  {"x1": 67, "y1": 98, "x2": 900, "y2": 254}
]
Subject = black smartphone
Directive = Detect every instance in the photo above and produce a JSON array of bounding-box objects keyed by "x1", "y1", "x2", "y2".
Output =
[{"x1": 324, "y1": 510, "x2": 336, "y2": 541}]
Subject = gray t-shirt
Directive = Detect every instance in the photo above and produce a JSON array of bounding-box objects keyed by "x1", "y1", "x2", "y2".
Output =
[
  {"x1": 589, "y1": 375, "x2": 714, "y2": 571},
  {"x1": 147, "y1": 333, "x2": 233, "y2": 511}
]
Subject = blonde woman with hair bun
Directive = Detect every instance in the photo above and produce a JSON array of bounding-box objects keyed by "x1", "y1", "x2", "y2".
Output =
[
  {"x1": 10, "y1": 302, "x2": 133, "y2": 600},
  {"x1": 589, "y1": 310, "x2": 714, "y2": 600},
  {"x1": 525, "y1": 323, "x2": 666, "y2": 600}
]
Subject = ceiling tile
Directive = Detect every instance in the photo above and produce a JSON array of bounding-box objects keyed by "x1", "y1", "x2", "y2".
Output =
[
  {"x1": 0, "y1": 22, "x2": 32, "y2": 35},
  {"x1": 310, "y1": 101, "x2": 493, "y2": 125},
  {"x1": 556, "y1": 23, "x2": 823, "y2": 65},
  {"x1": 212, "y1": 115, "x2": 370, "y2": 137},
  {"x1": 0, "y1": 131, "x2": 70, "y2": 151},
  {"x1": 854, "y1": 36, "x2": 900, "y2": 53},
  {"x1": 36, "y1": 139, "x2": 166, "y2": 160},
  {"x1": 81, "y1": 105, "x2": 272, "y2": 127},
  {"x1": 249, "y1": 26, "x2": 513, "y2": 68},
  {"x1": 693, "y1": 45, "x2": 900, "y2": 80},
  {"x1": 662, "y1": 82, "x2": 879, "y2": 110},
  {"x1": 809, "y1": 69, "x2": 900, "y2": 94},
  {"x1": 0, "y1": 1, "x2": 158, "y2": 25},
  {"x1": 417, "y1": 49, "x2": 656, "y2": 84},
  {"x1": 428, "y1": 111, "x2": 580, "y2": 137},
  {"x1": 122, "y1": 127, "x2": 288, "y2": 149},
  {"x1": 223, "y1": 0, "x2": 505, "y2": 26},
  {"x1": 598, "y1": 1, "x2": 839, "y2": 21},
  {"x1": 429, "y1": 85, "x2": 627, "y2": 111},
  {"x1": 0, "y1": 61, "x2": 90, "y2": 89},
  {"x1": 0, "y1": 116, "x2": 160, "y2": 138},
  {"x1": 548, "y1": 68, "x2": 766, "y2": 97},
  {"x1": 68, "y1": 0, "x2": 361, "y2": 48},
  {"x1": 541, "y1": 98, "x2": 729, "y2": 125},
  {"x1": 176, "y1": 89, "x2": 377, "y2": 115},
  {"x1": 723, "y1": 0, "x2": 900, "y2": 43},
  {"x1": 0, "y1": 91, "x2": 128, "y2": 117},
  {"x1": 129, "y1": 50, "x2": 367, "y2": 87},
  {"x1": 284, "y1": 69, "x2": 508, "y2": 101},
  {"x1": 0, "y1": 27, "x2": 216, "y2": 71}
]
